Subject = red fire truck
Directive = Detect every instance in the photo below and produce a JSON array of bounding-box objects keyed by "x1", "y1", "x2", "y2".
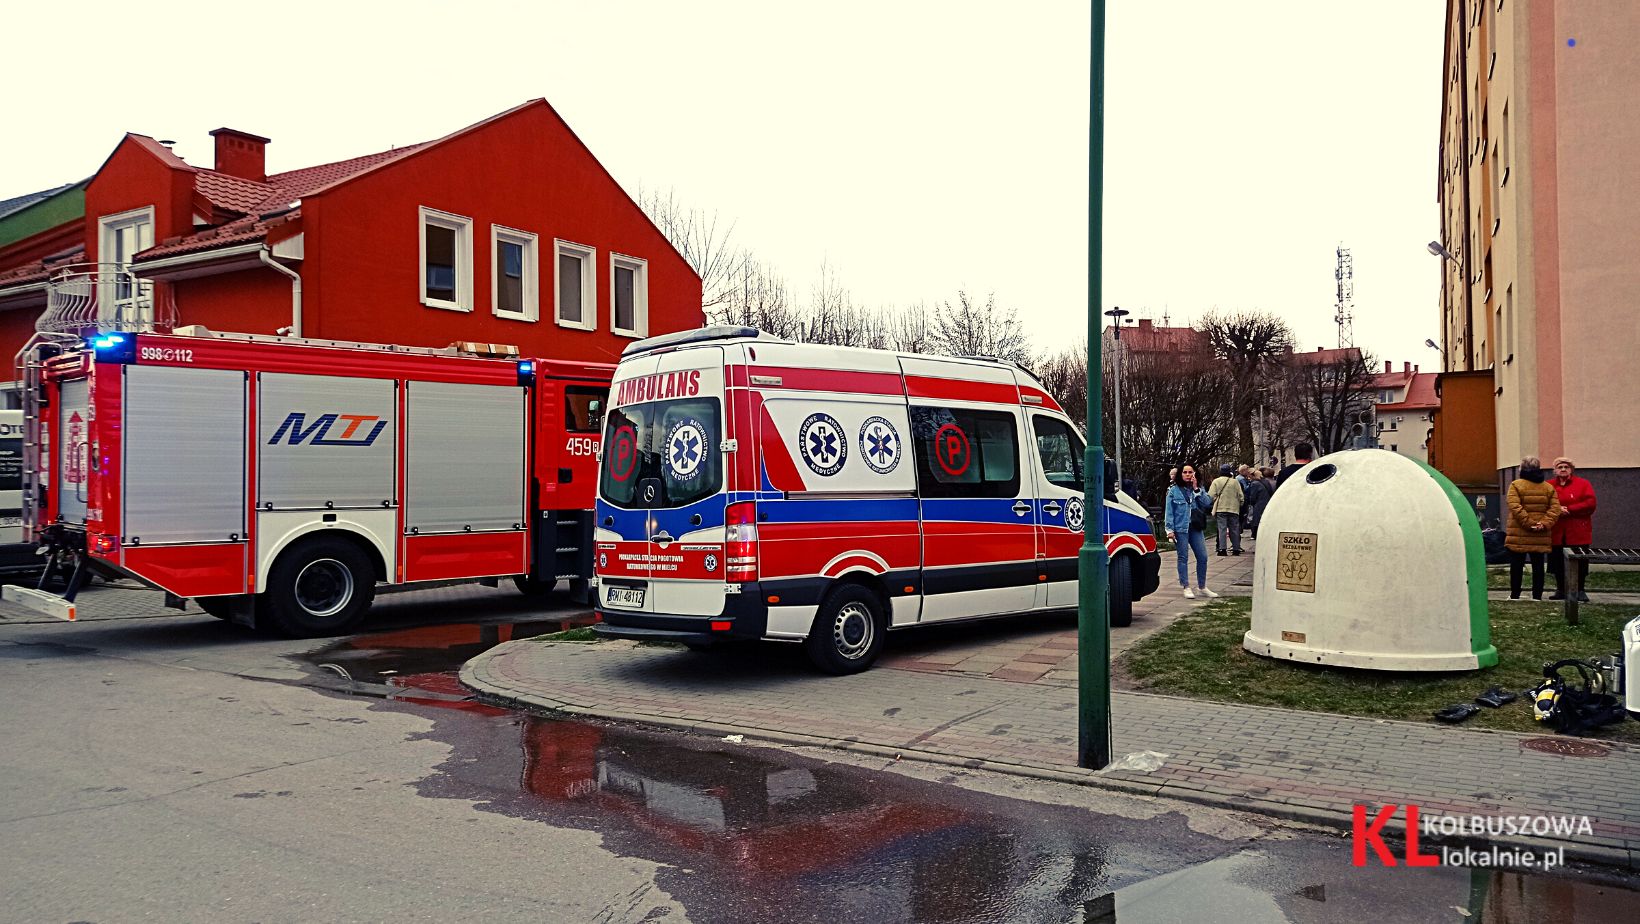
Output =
[{"x1": 4, "y1": 327, "x2": 611, "y2": 636}]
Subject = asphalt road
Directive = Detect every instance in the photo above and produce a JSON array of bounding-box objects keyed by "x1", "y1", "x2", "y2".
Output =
[{"x1": 2, "y1": 585, "x2": 1637, "y2": 923}]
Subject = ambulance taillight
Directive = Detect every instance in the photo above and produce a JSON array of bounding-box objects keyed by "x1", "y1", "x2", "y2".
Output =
[{"x1": 724, "y1": 501, "x2": 759, "y2": 582}]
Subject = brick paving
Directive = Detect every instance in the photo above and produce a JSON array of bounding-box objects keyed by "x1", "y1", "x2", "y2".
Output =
[{"x1": 462, "y1": 534, "x2": 1640, "y2": 870}]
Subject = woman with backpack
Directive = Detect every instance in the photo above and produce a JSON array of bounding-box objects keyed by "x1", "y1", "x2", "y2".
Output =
[{"x1": 1164, "y1": 464, "x2": 1219, "y2": 599}]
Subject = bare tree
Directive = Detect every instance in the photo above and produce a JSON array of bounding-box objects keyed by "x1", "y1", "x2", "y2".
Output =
[
  {"x1": 929, "y1": 291, "x2": 1031, "y2": 365},
  {"x1": 1102, "y1": 349, "x2": 1238, "y2": 505},
  {"x1": 715, "y1": 256, "x2": 800, "y2": 336},
  {"x1": 1198, "y1": 310, "x2": 1296, "y2": 463},
  {"x1": 1277, "y1": 348, "x2": 1379, "y2": 454},
  {"x1": 637, "y1": 186, "x2": 745, "y2": 311},
  {"x1": 1033, "y1": 343, "x2": 1089, "y2": 427}
]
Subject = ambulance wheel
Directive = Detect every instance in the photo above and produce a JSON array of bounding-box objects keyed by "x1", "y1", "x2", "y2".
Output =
[
  {"x1": 264, "y1": 538, "x2": 375, "y2": 638},
  {"x1": 805, "y1": 584, "x2": 886, "y2": 675},
  {"x1": 1108, "y1": 555, "x2": 1134, "y2": 628}
]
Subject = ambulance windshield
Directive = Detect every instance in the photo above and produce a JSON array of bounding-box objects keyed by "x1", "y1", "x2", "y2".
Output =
[{"x1": 600, "y1": 398, "x2": 723, "y2": 509}]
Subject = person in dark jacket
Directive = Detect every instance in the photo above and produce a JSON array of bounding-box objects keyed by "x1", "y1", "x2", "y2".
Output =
[
  {"x1": 1275, "y1": 442, "x2": 1314, "y2": 490},
  {"x1": 1548, "y1": 456, "x2": 1598, "y2": 601},
  {"x1": 1243, "y1": 470, "x2": 1270, "y2": 539}
]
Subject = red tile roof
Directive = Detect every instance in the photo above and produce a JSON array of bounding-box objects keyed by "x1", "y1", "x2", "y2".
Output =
[
  {"x1": 1289, "y1": 346, "x2": 1363, "y2": 366},
  {"x1": 139, "y1": 142, "x2": 432, "y2": 262},
  {"x1": 1378, "y1": 372, "x2": 1439, "y2": 410},
  {"x1": 0, "y1": 243, "x2": 87, "y2": 289}
]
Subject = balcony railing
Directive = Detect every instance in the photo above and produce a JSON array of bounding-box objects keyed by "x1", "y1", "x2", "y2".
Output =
[{"x1": 38, "y1": 263, "x2": 177, "y2": 335}]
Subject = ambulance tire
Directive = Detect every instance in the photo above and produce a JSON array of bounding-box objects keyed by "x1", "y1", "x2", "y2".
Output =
[
  {"x1": 805, "y1": 584, "x2": 886, "y2": 675},
  {"x1": 263, "y1": 538, "x2": 376, "y2": 638},
  {"x1": 1108, "y1": 555, "x2": 1134, "y2": 628}
]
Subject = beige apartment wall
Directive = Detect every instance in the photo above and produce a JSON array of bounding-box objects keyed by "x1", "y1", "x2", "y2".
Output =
[{"x1": 1547, "y1": 1, "x2": 1640, "y2": 469}]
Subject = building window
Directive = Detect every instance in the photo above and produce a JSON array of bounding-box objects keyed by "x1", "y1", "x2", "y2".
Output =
[
  {"x1": 610, "y1": 253, "x2": 649, "y2": 338},
  {"x1": 420, "y1": 207, "x2": 473, "y2": 311},
  {"x1": 98, "y1": 206, "x2": 155, "y2": 326},
  {"x1": 491, "y1": 226, "x2": 538, "y2": 321},
  {"x1": 909, "y1": 406, "x2": 1019, "y2": 499},
  {"x1": 555, "y1": 240, "x2": 596, "y2": 330},
  {"x1": 1390, "y1": 444, "x2": 1398, "y2": 453}
]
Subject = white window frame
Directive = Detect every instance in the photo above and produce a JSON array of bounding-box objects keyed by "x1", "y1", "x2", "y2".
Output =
[
  {"x1": 554, "y1": 239, "x2": 596, "y2": 331},
  {"x1": 609, "y1": 252, "x2": 649, "y2": 339},
  {"x1": 490, "y1": 225, "x2": 538, "y2": 322},
  {"x1": 97, "y1": 206, "x2": 155, "y2": 327},
  {"x1": 419, "y1": 206, "x2": 473, "y2": 312}
]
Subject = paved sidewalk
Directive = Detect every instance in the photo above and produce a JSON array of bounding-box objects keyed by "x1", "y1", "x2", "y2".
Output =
[
  {"x1": 879, "y1": 544, "x2": 1256, "y2": 686},
  {"x1": 464, "y1": 633, "x2": 1640, "y2": 870}
]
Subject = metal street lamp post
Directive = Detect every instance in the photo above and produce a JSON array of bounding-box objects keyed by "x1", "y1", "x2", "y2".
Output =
[
  {"x1": 1078, "y1": 0, "x2": 1112, "y2": 771},
  {"x1": 1104, "y1": 307, "x2": 1129, "y2": 481}
]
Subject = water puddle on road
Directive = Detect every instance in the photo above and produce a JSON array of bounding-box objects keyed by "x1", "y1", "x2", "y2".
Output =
[{"x1": 285, "y1": 619, "x2": 1640, "y2": 923}]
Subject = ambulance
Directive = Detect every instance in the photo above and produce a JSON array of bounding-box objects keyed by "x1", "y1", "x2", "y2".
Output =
[
  {"x1": 5, "y1": 327, "x2": 612, "y2": 634},
  {"x1": 592, "y1": 327, "x2": 1162, "y2": 673}
]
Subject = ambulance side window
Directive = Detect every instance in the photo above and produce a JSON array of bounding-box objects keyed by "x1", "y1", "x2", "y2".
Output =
[
  {"x1": 1031, "y1": 416, "x2": 1084, "y2": 492},
  {"x1": 565, "y1": 386, "x2": 606, "y2": 433},
  {"x1": 909, "y1": 406, "x2": 1020, "y2": 499}
]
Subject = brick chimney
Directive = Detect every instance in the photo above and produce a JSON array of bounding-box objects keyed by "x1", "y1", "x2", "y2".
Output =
[
  {"x1": 209, "y1": 128, "x2": 271, "y2": 182},
  {"x1": 1403, "y1": 361, "x2": 1411, "y2": 373},
  {"x1": 1384, "y1": 360, "x2": 1392, "y2": 373},
  {"x1": 1138, "y1": 318, "x2": 1154, "y2": 329}
]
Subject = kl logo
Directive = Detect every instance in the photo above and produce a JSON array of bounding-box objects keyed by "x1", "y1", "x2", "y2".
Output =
[
  {"x1": 1353, "y1": 804, "x2": 1440, "y2": 867},
  {"x1": 269, "y1": 412, "x2": 387, "y2": 447}
]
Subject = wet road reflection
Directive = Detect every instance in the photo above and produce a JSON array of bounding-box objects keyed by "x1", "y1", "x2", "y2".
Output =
[{"x1": 292, "y1": 619, "x2": 1640, "y2": 923}]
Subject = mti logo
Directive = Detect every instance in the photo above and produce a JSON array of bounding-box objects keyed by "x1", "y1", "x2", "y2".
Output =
[{"x1": 268, "y1": 412, "x2": 387, "y2": 447}]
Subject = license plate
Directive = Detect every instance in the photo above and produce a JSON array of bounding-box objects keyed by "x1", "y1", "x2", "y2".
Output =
[{"x1": 606, "y1": 586, "x2": 645, "y2": 609}]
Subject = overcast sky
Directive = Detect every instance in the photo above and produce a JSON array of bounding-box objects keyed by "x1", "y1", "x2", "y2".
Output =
[{"x1": 4, "y1": 0, "x2": 1444, "y2": 369}]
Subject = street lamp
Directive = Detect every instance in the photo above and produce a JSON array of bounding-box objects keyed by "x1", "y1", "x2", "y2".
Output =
[
  {"x1": 1427, "y1": 240, "x2": 1458, "y2": 262},
  {"x1": 1425, "y1": 339, "x2": 1440, "y2": 351},
  {"x1": 1103, "y1": 306, "x2": 1129, "y2": 481}
]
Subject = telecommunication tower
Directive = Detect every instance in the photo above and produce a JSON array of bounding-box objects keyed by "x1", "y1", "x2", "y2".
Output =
[{"x1": 1333, "y1": 244, "x2": 1355, "y2": 349}]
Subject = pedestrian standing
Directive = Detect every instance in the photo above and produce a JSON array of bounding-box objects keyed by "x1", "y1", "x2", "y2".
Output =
[
  {"x1": 1548, "y1": 456, "x2": 1598, "y2": 602},
  {"x1": 1276, "y1": 442, "x2": 1314, "y2": 490},
  {"x1": 1164, "y1": 464, "x2": 1219, "y2": 599},
  {"x1": 1243, "y1": 468, "x2": 1270, "y2": 539},
  {"x1": 1209, "y1": 463, "x2": 1245, "y2": 556},
  {"x1": 1505, "y1": 455, "x2": 1562, "y2": 600}
]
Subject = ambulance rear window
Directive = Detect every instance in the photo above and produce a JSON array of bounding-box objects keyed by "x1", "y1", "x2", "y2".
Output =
[{"x1": 600, "y1": 398, "x2": 722, "y2": 508}]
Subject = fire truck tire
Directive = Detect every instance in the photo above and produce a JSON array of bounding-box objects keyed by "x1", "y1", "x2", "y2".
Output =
[
  {"x1": 512, "y1": 575, "x2": 557, "y2": 596},
  {"x1": 196, "y1": 596, "x2": 234, "y2": 621},
  {"x1": 1108, "y1": 554, "x2": 1134, "y2": 628},
  {"x1": 263, "y1": 538, "x2": 376, "y2": 638},
  {"x1": 804, "y1": 584, "x2": 886, "y2": 675}
]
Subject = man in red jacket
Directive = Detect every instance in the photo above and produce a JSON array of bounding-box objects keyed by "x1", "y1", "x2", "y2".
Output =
[{"x1": 1549, "y1": 456, "x2": 1598, "y2": 601}]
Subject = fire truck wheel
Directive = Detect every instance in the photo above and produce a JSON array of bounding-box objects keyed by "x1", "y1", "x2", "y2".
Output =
[
  {"x1": 196, "y1": 596, "x2": 234, "y2": 621},
  {"x1": 1108, "y1": 555, "x2": 1134, "y2": 628},
  {"x1": 804, "y1": 584, "x2": 886, "y2": 675},
  {"x1": 264, "y1": 538, "x2": 376, "y2": 638},
  {"x1": 512, "y1": 575, "x2": 557, "y2": 596}
]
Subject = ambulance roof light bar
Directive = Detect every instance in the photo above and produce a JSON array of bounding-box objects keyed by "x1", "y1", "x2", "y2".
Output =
[{"x1": 620, "y1": 325, "x2": 781, "y2": 358}]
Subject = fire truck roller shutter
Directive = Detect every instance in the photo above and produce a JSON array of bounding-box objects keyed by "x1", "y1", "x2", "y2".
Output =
[
  {"x1": 123, "y1": 365, "x2": 247, "y2": 544},
  {"x1": 57, "y1": 378, "x2": 91, "y2": 525},
  {"x1": 258, "y1": 373, "x2": 397, "y2": 509},
  {"x1": 404, "y1": 381, "x2": 526, "y2": 534}
]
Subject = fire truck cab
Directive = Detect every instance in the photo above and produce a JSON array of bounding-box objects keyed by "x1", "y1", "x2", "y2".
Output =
[
  {"x1": 592, "y1": 327, "x2": 1162, "y2": 673},
  {"x1": 6, "y1": 327, "x2": 611, "y2": 636}
]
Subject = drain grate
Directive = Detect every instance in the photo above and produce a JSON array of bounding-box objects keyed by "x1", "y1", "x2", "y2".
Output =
[{"x1": 1520, "y1": 737, "x2": 1611, "y2": 758}]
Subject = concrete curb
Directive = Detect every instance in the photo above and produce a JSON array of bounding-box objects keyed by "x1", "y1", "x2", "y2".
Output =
[{"x1": 459, "y1": 642, "x2": 1635, "y2": 872}]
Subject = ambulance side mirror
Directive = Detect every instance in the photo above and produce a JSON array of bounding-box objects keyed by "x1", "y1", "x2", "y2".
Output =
[{"x1": 1102, "y1": 458, "x2": 1119, "y2": 501}]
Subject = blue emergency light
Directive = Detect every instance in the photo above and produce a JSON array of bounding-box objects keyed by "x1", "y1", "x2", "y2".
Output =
[
  {"x1": 517, "y1": 360, "x2": 535, "y2": 386},
  {"x1": 87, "y1": 332, "x2": 135, "y2": 363}
]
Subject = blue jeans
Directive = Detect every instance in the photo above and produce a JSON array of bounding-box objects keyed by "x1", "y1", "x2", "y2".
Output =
[{"x1": 1176, "y1": 528, "x2": 1209, "y2": 588}]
